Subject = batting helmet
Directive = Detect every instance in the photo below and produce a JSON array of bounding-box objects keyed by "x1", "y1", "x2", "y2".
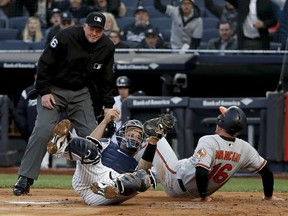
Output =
[
  {"x1": 116, "y1": 119, "x2": 144, "y2": 152},
  {"x1": 217, "y1": 106, "x2": 247, "y2": 136},
  {"x1": 116, "y1": 76, "x2": 131, "y2": 88}
]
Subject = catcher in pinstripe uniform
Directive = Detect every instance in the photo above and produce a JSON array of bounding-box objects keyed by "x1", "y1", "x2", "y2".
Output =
[{"x1": 47, "y1": 108, "x2": 176, "y2": 206}]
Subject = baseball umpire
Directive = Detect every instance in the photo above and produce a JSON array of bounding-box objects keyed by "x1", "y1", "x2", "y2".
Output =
[{"x1": 13, "y1": 11, "x2": 115, "y2": 196}]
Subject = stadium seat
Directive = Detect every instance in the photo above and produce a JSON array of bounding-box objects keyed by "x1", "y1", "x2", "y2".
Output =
[
  {"x1": 195, "y1": 0, "x2": 225, "y2": 8},
  {"x1": 8, "y1": 16, "x2": 28, "y2": 39},
  {"x1": 204, "y1": 8, "x2": 219, "y2": 19},
  {"x1": 123, "y1": 40, "x2": 139, "y2": 48},
  {"x1": 0, "y1": 40, "x2": 31, "y2": 50},
  {"x1": 30, "y1": 41, "x2": 47, "y2": 50},
  {"x1": 201, "y1": 28, "x2": 219, "y2": 43},
  {"x1": 194, "y1": 0, "x2": 205, "y2": 8},
  {"x1": 203, "y1": 17, "x2": 219, "y2": 29},
  {"x1": 125, "y1": 6, "x2": 136, "y2": 17},
  {"x1": 139, "y1": 0, "x2": 154, "y2": 7},
  {"x1": 121, "y1": 0, "x2": 138, "y2": 8},
  {"x1": 145, "y1": 6, "x2": 165, "y2": 18},
  {"x1": 198, "y1": 42, "x2": 208, "y2": 50},
  {"x1": 0, "y1": 18, "x2": 7, "y2": 28},
  {"x1": 162, "y1": 29, "x2": 171, "y2": 42},
  {"x1": 116, "y1": 17, "x2": 135, "y2": 30},
  {"x1": 150, "y1": 17, "x2": 171, "y2": 32},
  {"x1": 0, "y1": 29, "x2": 19, "y2": 41}
]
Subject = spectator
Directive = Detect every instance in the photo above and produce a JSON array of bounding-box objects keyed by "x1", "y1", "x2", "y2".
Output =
[
  {"x1": 59, "y1": 0, "x2": 93, "y2": 23},
  {"x1": 277, "y1": 0, "x2": 288, "y2": 49},
  {"x1": 22, "y1": 16, "x2": 44, "y2": 42},
  {"x1": 226, "y1": 0, "x2": 278, "y2": 50},
  {"x1": 44, "y1": 8, "x2": 62, "y2": 41},
  {"x1": 207, "y1": 21, "x2": 237, "y2": 54},
  {"x1": 137, "y1": 27, "x2": 170, "y2": 49},
  {"x1": 86, "y1": 0, "x2": 126, "y2": 18},
  {"x1": 204, "y1": 0, "x2": 238, "y2": 34},
  {"x1": 15, "y1": 0, "x2": 37, "y2": 16},
  {"x1": 102, "y1": 12, "x2": 120, "y2": 35},
  {"x1": 154, "y1": 0, "x2": 203, "y2": 49},
  {"x1": 0, "y1": 0, "x2": 23, "y2": 26},
  {"x1": 35, "y1": 0, "x2": 48, "y2": 28},
  {"x1": 45, "y1": 11, "x2": 75, "y2": 45},
  {"x1": 121, "y1": 5, "x2": 162, "y2": 47},
  {"x1": 108, "y1": 30, "x2": 130, "y2": 48},
  {"x1": 13, "y1": 73, "x2": 51, "y2": 169}
]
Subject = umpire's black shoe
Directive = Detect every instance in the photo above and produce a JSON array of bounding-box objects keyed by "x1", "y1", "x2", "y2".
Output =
[{"x1": 13, "y1": 176, "x2": 33, "y2": 196}]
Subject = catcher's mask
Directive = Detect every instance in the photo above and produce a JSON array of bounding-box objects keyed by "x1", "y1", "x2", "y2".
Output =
[
  {"x1": 217, "y1": 106, "x2": 247, "y2": 136},
  {"x1": 116, "y1": 119, "x2": 144, "y2": 152}
]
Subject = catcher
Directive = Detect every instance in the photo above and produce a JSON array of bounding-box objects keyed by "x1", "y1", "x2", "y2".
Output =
[{"x1": 46, "y1": 108, "x2": 176, "y2": 206}]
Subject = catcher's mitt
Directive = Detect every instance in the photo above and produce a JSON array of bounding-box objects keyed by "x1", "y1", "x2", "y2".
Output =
[{"x1": 143, "y1": 114, "x2": 176, "y2": 139}]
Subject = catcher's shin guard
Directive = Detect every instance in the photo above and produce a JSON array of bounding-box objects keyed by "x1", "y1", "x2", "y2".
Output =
[
  {"x1": 65, "y1": 137, "x2": 101, "y2": 164},
  {"x1": 115, "y1": 170, "x2": 152, "y2": 196}
]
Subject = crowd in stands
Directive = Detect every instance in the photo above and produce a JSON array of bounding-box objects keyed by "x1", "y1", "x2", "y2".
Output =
[{"x1": 0, "y1": 0, "x2": 287, "y2": 51}]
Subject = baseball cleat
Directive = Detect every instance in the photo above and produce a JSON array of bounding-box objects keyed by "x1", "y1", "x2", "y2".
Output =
[
  {"x1": 13, "y1": 176, "x2": 33, "y2": 196},
  {"x1": 148, "y1": 169, "x2": 157, "y2": 189},
  {"x1": 143, "y1": 114, "x2": 176, "y2": 138},
  {"x1": 90, "y1": 182, "x2": 120, "y2": 199},
  {"x1": 47, "y1": 119, "x2": 72, "y2": 155}
]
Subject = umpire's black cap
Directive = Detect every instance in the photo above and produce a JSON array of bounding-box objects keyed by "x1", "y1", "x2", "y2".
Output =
[{"x1": 85, "y1": 12, "x2": 106, "y2": 29}]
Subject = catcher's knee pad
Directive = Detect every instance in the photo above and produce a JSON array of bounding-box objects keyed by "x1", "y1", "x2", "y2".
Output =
[
  {"x1": 65, "y1": 137, "x2": 101, "y2": 164},
  {"x1": 115, "y1": 170, "x2": 151, "y2": 196}
]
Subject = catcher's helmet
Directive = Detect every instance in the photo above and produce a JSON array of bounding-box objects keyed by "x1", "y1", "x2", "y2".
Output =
[
  {"x1": 116, "y1": 119, "x2": 144, "y2": 152},
  {"x1": 217, "y1": 106, "x2": 247, "y2": 136},
  {"x1": 116, "y1": 76, "x2": 131, "y2": 88}
]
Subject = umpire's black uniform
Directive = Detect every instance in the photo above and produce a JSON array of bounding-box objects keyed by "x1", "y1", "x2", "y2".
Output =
[{"x1": 17, "y1": 25, "x2": 115, "y2": 181}]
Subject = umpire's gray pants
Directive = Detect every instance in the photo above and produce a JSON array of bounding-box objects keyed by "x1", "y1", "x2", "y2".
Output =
[{"x1": 18, "y1": 86, "x2": 98, "y2": 180}]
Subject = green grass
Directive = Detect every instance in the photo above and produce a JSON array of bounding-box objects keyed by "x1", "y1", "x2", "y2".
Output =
[
  {"x1": 0, "y1": 174, "x2": 73, "y2": 189},
  {"x1": 219, "y1": 177, "x2": 288, "y2": 192},
  {"x1": 1, "y1": 174, "x2": 287, "y2": 192}
]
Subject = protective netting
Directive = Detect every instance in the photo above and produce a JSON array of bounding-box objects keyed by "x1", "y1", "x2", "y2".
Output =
[{"x1": 277, "y1": 37, "x2": 288, "y2": 92}]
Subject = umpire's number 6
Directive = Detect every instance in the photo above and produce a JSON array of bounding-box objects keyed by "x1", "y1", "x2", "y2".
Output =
[{"x1": 50, "y1": 38, "x2": 58, "y2": 48}]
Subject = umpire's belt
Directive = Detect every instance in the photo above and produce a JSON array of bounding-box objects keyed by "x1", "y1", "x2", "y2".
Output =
[{"x1": 177, "y1": 179, "x2": 187, "y2": 192}]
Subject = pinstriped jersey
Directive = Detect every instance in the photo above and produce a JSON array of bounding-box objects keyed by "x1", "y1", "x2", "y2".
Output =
[
  {"x1": 177, "y1": 134, "x2": 266, "y2": 197},
  {"x1": 71, "y1": 138, "x2": 139, "y2": 206}
]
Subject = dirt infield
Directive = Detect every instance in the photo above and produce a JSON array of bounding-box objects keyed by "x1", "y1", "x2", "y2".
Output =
[
  {"x1": 0, "y1": 189, "x2": 287, "y2": 216},
  {"x1": 1, "y1": 168, "x2": 287, "y2": 216}
]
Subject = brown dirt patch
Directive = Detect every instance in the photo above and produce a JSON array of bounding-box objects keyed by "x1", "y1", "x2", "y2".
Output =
[
  {"x1": 1, "y1": 167, "x2": 287, "y2": 216},
  {"x1": 0, "y1": 189, "x2": 287, "y2": 216}
]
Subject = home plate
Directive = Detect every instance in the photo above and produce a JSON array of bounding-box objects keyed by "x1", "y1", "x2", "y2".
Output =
[{"x1": 6, "y1": 201, "x2": 70, "y2": 205}]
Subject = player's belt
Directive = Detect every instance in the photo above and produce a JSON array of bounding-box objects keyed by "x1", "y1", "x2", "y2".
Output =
[{"x1": 177, "y1": 179, "x2": 187, "y2": 192}]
